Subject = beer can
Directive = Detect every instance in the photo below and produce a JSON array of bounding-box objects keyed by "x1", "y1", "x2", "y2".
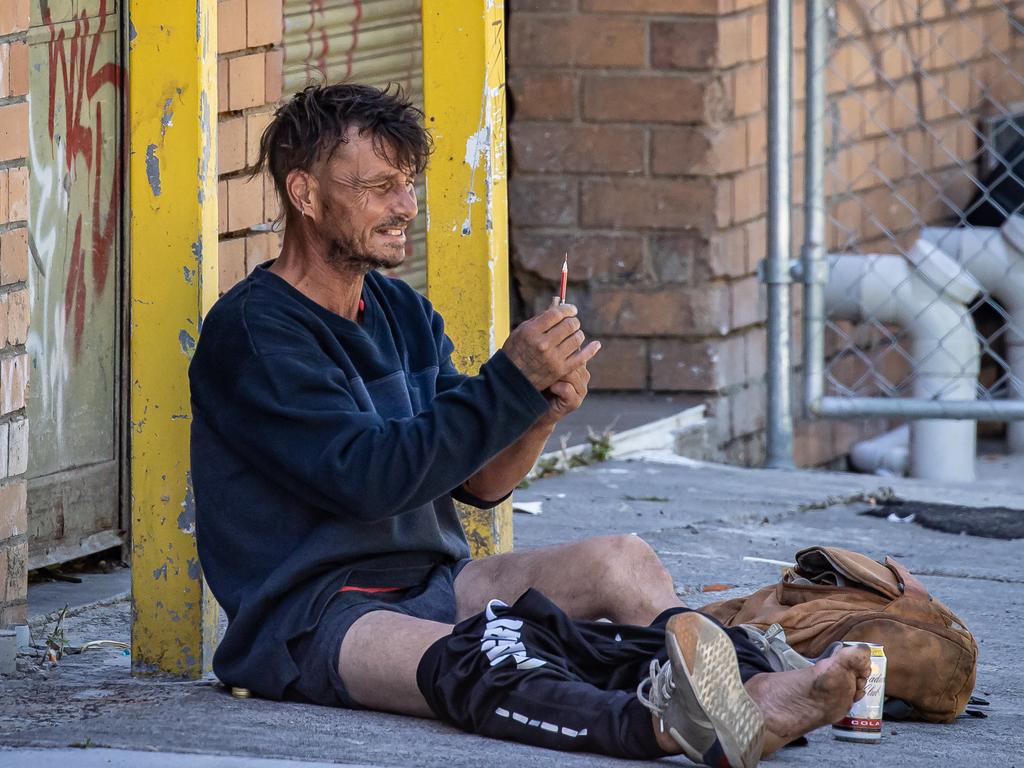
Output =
[{"x1": 832, "y1": 642, "x2": 886, "y2": 743}]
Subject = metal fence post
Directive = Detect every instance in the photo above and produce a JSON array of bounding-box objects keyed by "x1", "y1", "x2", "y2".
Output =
[
  {"x1": 802, "y1": 0, "x2": 828, "y2": 417},
  {"x1": 765, "y1": 0, "x2": 795, "y2": 468}
]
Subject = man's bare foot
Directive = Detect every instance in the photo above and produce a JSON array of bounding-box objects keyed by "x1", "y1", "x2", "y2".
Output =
[{"x1": 745, "y1": 646, "x2": 871, "y2": 755}]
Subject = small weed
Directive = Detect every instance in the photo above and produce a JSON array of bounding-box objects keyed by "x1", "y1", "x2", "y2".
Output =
[
  {"x1": 530, "y1": 423, "x2": 617, "y2": 480},
  {"x1": 585, "y1": 427, "x2": 614, "y2": 463},
  {"x1": 534, "y1": 455, "x2": 562, "y2": 479},
  {"x1": 42, "y1": 604, "x2": 70, "y2": 666}
]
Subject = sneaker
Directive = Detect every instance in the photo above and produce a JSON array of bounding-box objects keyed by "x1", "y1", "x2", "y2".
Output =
[
  {"x1": 637, "y1": 612, "x2": 765, "y2": 768},
  {"x1": 737, "y1": 624, "x2": 814, "y2": 672},
  {"x1": 738, "y1": 623, "x2": 845, "y2": 672}
]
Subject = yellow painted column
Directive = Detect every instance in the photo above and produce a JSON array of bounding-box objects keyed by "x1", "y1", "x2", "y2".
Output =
[
  {"x1": 128, "y1": 1, "x2": 220, "y2": 677},
  {"x1": 422, "y1": 2, "x2": 513, "y2": 556}
]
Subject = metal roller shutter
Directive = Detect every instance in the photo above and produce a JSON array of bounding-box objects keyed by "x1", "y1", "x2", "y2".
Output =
[{"x1": 283, "y1": 0, "x2": 427, "y2": 293}]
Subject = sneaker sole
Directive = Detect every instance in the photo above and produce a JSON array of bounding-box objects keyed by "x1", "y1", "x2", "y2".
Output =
[{"x1": 666, "y1": 613, "x2": 765, "y2": 768}]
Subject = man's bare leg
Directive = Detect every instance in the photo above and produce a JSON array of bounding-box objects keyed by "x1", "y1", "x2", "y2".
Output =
[
  {"x1": 338, "y1": 610, "x2": 452, "y2": 717},
  {"x1": 455, "y1": 534, "x2": 683, "y2": 624}
]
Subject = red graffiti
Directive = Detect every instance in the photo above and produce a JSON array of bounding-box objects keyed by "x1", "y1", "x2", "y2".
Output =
[
  {"x1": 303, "y1": 0, "x2": 362, "y2": 84},
  {"x1": 43, "y1": 0, "x2": 123, "y2": 360},
  {"x1": 343, "y1": 0, "x2": 362, "y2": 81},
  {"x1": 307, "y1": 0, "x2": 329, "y2": 81}
]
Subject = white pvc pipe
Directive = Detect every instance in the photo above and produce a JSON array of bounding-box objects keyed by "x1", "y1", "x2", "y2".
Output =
[
  {"x1": 919, "y1": 215, "x2": 1024, "y2": 452},
  {"x1": 849, "y1": 425, "x2": 910, "y2": 476},
  {"x1": 826, "y1": 245, "x2": 981, "y2": 482}
]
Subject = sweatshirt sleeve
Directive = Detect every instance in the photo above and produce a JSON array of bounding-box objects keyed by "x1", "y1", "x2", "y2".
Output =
[{"x1": 194, "y1": 348, "x2": 549, "y2": 522}]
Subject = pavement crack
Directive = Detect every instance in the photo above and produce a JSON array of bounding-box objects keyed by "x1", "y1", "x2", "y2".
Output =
[{"x1": 795, "y1": 487, "x2": 896, "y2": 513}]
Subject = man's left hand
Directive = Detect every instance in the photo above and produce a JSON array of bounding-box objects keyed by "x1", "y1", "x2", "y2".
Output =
[{"x1": 543, "y1": 364, "x2": 590, "y2": 424}]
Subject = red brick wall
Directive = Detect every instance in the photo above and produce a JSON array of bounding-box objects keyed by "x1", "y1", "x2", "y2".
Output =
[
  {"x1": 0, "y1": 0, "x2": 31, "y2": 626},
  {"x1": 508, "y1": 0, "x2": 773, "y2": 464},
  {"x1": 217, "y1": 0, "x2": 284, "y2": 295}
]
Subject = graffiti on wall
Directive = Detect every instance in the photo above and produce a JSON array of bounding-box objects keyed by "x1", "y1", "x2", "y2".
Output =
[
  {"x1": 27, "y1": 0, "x2": 122, "y2": 475},
  {"x1": 295, "y1": 0, "x2": 363, "y2": 83}
]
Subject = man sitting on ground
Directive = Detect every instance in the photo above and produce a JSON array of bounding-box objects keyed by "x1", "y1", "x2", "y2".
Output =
[{"x1": 189, "y1": 83, "x2": 870, "y2": 768}]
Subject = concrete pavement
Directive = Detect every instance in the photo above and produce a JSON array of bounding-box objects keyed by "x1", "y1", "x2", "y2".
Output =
[{"x1": 2, "y1": 453, "x2": 1021, "y2": 767}]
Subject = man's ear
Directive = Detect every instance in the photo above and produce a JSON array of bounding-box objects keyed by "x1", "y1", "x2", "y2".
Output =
[{"x1": 285, "y1": 169, "x2": 320, "y2": 222}]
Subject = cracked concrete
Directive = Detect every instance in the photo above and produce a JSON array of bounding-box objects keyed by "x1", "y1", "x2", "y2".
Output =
[{"x1": 1, "y1": 454, "x2": 1021, "y2": 767}]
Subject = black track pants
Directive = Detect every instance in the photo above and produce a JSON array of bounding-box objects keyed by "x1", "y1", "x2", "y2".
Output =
[{"x1": 416, "y1": 589, "x2": 773, "y2": 760}]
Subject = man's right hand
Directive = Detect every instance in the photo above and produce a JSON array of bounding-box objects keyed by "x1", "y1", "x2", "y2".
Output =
[{"x1": 501, "y1": 303, "x2": 601, "y2": 392}]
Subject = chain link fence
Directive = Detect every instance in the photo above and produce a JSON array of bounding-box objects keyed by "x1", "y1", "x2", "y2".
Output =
[{"x1": 788, "y1": 0, "x2": 1024, "y2": 475}]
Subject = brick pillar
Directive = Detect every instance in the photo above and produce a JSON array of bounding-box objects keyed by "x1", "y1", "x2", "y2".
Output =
[
  {"x1": 217, "y1": 0, "x2": 284, "y2": 295},
  {"x1": 507, "y1": 0, "x2": 771, "y2": 464},
  {"x1": 0, "y1": 0, "x2": 31, "y2": 626}
]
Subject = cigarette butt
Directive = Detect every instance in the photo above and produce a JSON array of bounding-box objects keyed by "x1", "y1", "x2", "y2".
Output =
[
  {"x1": 231, "y1": 687, "x2": 252, "y2": 699},
  {"x1": 700, "y1": 583, "x2": 737, "y2": 593}
]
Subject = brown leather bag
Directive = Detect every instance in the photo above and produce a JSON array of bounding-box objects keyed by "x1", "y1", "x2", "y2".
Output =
[{"x1": 701, "y1": 546, "x2": 978, "y2": 723}]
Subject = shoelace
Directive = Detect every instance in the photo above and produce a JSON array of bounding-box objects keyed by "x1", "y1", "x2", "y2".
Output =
[
  {"x1": 741, "y1": 623, "x2": 814, "y2": 672},
  {"x1": 636, "y1": 658, "x2": 676, "y2": 727},
  {"x1": 637, "y1": 658, "x2": 715, "y2": 765}
]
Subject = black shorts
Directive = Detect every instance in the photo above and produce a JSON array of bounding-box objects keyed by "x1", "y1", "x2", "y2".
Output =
[{"x1": 283, "y1": 558, "x2": 473, "y2": 708}]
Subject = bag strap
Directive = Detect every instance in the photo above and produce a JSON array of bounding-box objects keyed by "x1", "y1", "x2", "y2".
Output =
[{"x1": 884, "y1": 556, "x2": 930, "y2": 604}]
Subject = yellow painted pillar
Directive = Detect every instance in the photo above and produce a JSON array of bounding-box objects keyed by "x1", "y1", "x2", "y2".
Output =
[
  {"x1": 128, "y1": 0, "x2": 220, "y2": 677},
  {"x1": 422, "y1": 2, "x2": 513, "y2": 557}
]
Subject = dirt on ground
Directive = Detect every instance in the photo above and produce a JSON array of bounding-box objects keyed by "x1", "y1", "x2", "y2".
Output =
[{"x1": 1, "y1": 600, "x2": 216, "y2": 738}]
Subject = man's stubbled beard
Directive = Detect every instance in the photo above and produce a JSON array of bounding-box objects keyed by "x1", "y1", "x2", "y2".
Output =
[
  {"x1": 322, "y1": 200, "x2": 407, "y2": 274},
  {"x1": 324, "y1": 231, "x2": 396, "y2": 275}
]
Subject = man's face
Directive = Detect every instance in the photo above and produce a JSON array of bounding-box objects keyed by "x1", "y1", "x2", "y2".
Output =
[{"x1": 312, "y1": 127, "x2": 418, "y2": 273}]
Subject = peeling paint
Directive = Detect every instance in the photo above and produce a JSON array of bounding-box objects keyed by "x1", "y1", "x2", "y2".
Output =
[
  {"x1": 145, "y1": 144, "x2": 161, "y2": 196},
  {"x1": 198, "y1": 90, "x2": 212, "y2": 203},
  {"x1": 464, "y1": 127, "x2": 489, "y2": 169},
  {"x1": 187, "y1": 558, "x2": 201, "y2": 581},
  {"x1": 423, "y1": 177, "x2": 431, "y2": 232},
  {"x1": 201, "y1": 4, "x2": 211, "y2": 52},
  {"x1": 183, "y1": 265, "x2": 194, "y2": 284},
  {"x1": 461, "y1": 123, "x2": 490, "y2": 238},
  {"x1": 129, "y1": 20, "x2": 137, "y2": 42},
  {"x1": 153, "y1": 563, "x2": 168, "y2": 581},
  {"x1": 160, "y1": 98, "x2": 174, "y2": 138},
  {"x1": 191, "y1": 237, "x2": 203, "y2": 260},
  {"x1": 178, "y1": 472, "x2": 196, "y2": 534},
  {"x1": 178, "y1": 329, "x2": 196, "y2": 356}
]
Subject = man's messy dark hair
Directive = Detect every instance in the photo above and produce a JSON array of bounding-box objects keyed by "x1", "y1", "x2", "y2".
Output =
[{"x1": 254, "y1": 83, "x2": 432, "y2": 222}]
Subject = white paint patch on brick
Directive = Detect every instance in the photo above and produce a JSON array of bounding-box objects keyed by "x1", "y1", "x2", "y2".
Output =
[
  {"x1": 1, "y1": 354, "x2": 27, "y2": 415},
  {"x1": 7, "y1": 417, "x2": 27, "y2": 476},
  {"x1": 0, "y1": 421, "x2": 9, "y2": 481}
]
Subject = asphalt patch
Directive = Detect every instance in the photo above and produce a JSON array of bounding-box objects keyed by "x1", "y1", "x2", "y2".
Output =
[{"x1": 861, "y1": 499, "x2": 1024, "y2": 540}]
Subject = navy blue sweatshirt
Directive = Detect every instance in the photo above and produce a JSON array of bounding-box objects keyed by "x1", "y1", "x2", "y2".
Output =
[{"x1": 189, "y1": 265, "x2": 549, "y2": 698}]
